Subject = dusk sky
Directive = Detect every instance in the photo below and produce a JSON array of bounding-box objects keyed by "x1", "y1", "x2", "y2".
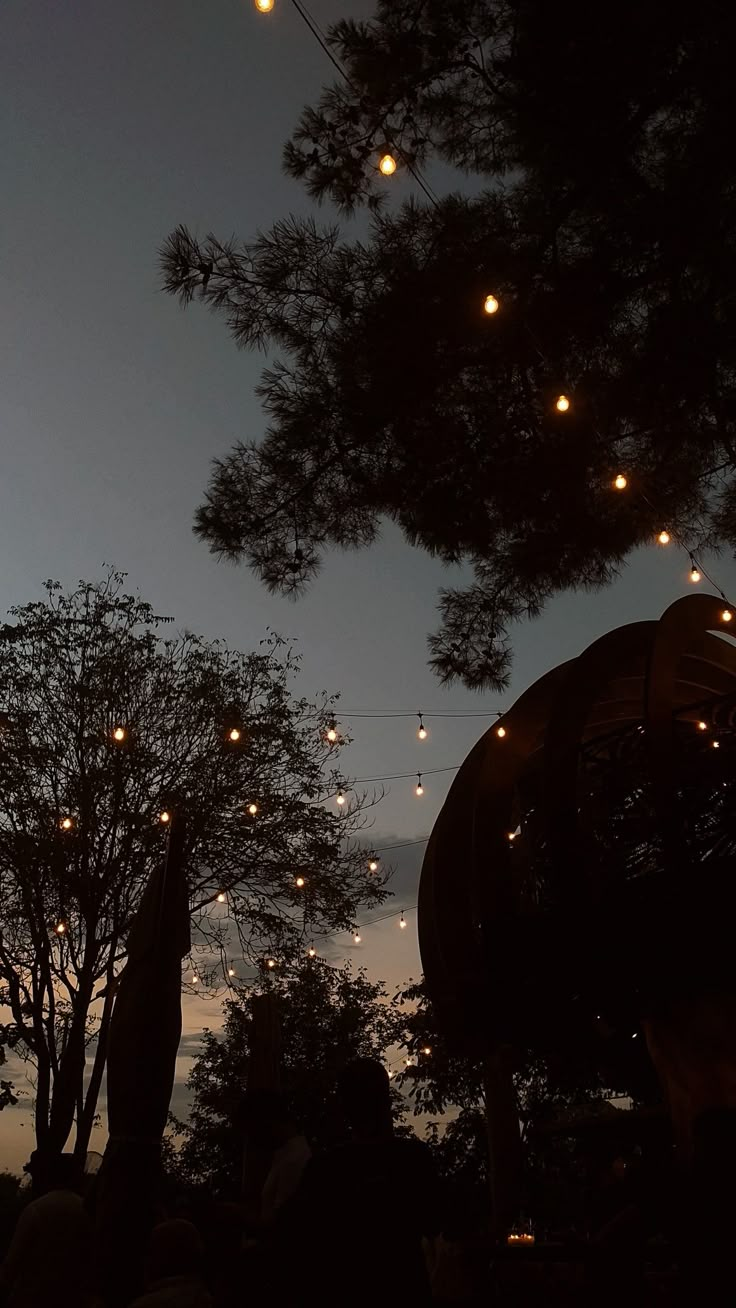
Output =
[{"x1": 1, "y1": 0, "x2": 733, "y2": 1172}]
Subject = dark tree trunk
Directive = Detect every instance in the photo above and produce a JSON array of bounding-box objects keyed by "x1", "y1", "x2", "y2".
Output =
[
  {"x1": 74, "y1": 979, "x2": 117, "y2": 1162},
  {"x1": 483, "y1": 1046, "x2": 522, "y2": 1242},
  {"x1": 241, "y1": 992, "x2": 281, "y2": 1219},
  {"x1": 47, "y1": 981, "x2": 94, "y2": 1154}
]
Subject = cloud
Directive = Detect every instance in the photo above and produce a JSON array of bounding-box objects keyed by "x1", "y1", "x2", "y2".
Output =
[{"x1": 177, "y1": 1032, "x2": 206, "y2": 1060}]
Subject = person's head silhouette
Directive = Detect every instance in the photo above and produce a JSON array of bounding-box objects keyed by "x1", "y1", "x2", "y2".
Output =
[
  {"x1": 238, "y1": 1087, "x2": 297, "y2": 1150},
  {"x1": 338, "y1": 1058, "x2": 393, "y2": 1139}
]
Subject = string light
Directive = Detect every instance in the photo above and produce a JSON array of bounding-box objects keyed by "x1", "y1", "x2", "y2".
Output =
[
  {"x1": 336, "y1": 790, "x2": 346, "y2": 806},
  {"x1": 421, "y1": 1046, "x2": 432, "y2": 1056},
  {"x1": 216, "y1": 892, "x2": 226, "y2": 904},
  {"x1": 228, "y1": 727, "x2": 242, "y2": 743},
  {"x1": 228, "y1": 967, "x2": 235, "y2": 977},
  {"x1": 353, "y1": 932, "x2": 361, "y2": 944},
  {"x1": 417, "y1": 714, "x2": 428, "y2": 740},
  {"x1": 247, "y1": 802, "x2": 258, "y2": 816},
  {"x1": 192, "y1": 974, "x2": 199, "y2": 984},
  {"x1": 698, "y1": 721, "x2": 708, "y2": 731},
  {"x1": 266, "y1": 958, "x2": 276, "y2": 969},
  {"x1": 507, "y1": 831, "x2": 517, "y2": 842},
  {"x1": 308, "y1": 945, "x2": 317, "y2": 958},
  {"x1": 712, "y1": 740, "x2": 721, "y2": 749},
  {"x1": 722, "y1": 609, "x2": 733, "y2": 623},
  {"x1": 295, "y1": 876, "x2": 306, "y2": 888},
  {"x1": 256, "y1": 0, "x2": 736, "y2": 662},
  {"x1": 496, "y1": 725, "x2": 507, "y2": 739},
  {"x1": 59, "y1": 817, "x2": 73, "y2": 831},
  {"x1": 326, "y1": 724, "x2": 339, "y2": 743},
  {"x1": 368, "y1": 858, "x2": 379, "y2": 872},
  {"x1": 400, "y1": 913, "x2": 407, "y2": 929},
  {"x1": 689, "y1": 558, "x2": 701, "y2": 583},
  {"x1": 415, "y1": 774, "x2": 424, "y2": 797},
  {"x1": 159, "y1": 810, "x2": 171, "y2": 824},
  {"x1": 112, "y1": 726, "x2": 126, "y2": 742},
  {"x1": 54, "y1": 921, "x2": 66, "y2": 936}
]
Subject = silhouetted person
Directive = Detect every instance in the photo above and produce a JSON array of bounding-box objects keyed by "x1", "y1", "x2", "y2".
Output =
[
  {"x1": 241, "y1": 1088, "x2": 312, "y2": 1224},
  {"x1": 290, "y1": 1059, "x2": 440, "y2": 1307},
  {"x1": 678, "y1": 1108, "x2": 736, "y2": 1306},
  {"x1": 197, "y1": 1202, "x2": 246, "y2": 1308},
  {"x1": 0, "y1": 1153, "x2": 99, "y2": 1307},
  {"x1": 129, "y1": 1219, "x2": 213, "y2": 1308}
]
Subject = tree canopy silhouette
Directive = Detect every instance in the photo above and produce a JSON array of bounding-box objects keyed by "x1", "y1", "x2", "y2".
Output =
[
  {"x1": 162, "y1": 0, "x2": 736, "y2": 688},
  {"x1": 0, "y1": 572, "x2": 385, "y2": 1157},
  {"x1": 169, "y1": 956, "x2": 405, "y2": 1193}
]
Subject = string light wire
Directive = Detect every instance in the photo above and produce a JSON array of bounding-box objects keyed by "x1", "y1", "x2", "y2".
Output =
[
  {"x1": 285, "y1": 0, "x2": 442, "y2": 210},
  {"x1": 263, "y1": 3, "x2": 736, "y2": 626}
]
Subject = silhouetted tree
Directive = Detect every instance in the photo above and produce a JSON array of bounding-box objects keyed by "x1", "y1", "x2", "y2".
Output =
[
  {"x1": 399, "y1": 980, "x2": 610, "y2": 1217},
  {"x1": 0, "y1": 573, "x2": 386, "y2": 1158},
  {"x1": 162, "y1": 0, "x2": 736, "y2": 688},
  {"x1": 169, "y1": 957, "x2": 405, "y2": 1193}
]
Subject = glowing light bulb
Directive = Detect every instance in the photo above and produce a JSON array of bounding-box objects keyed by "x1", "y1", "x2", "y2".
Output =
[
  {"x1": 247, "y1": 802, "x2": 258, "y2": 816},
  {"x1": 400, "y1": 914, "x2": 407, "y2": 929},
  {"x1": 368, "y1": 858, "x2": 379, "y2": 872},
  {"x1": 417, "y1": 715, "x2": 428, "y2": 740},
  {"x1": 112, "y1": 726, "x2": 126, "y2": 742},
  {"x1": 216, "y1": 892, "x2": 226, "y2": 904},
  {"x1": 192, "y1": 974, "x2": 199, "y2": 984},
  {"x1": 266, "y1": 958, "x2": 276, "y2": 969},
  {"x1": 336, "y1": 790, "x2": 346, "y2": 807},
  {"x1": 353, "y1": 932, "x2": 361, "y2": 944},
  {"x1": 712, "y1": 740, "x2": 721, "y2": 749},
  {"x1": 308, "y1": 946, "x2": 317, "y2": 958},
  {"x1": 55, "y1": 921, "x2": 66, "y2": 936},
  {"x1": 690, "y1": 566, "x2": 701, "y2": 583},
  {"x1": 422, "y1": 1046, "x2": 432, "y2": 1056},
  {"x1": 698, "y1": 721, "x2": 708, "y2": 731},
  {"x1": 507, "y1": 831, "x2": 517, "y2": 842},
  {"x1": 228, "y1": 967, "x2": 235, "y2": 977},
  {"x1": 555, "y1": 394, "x2": 570, "y2": 413},
  {"x1": 295, "y1": 876, "x2": 306, "y2": 888},
  {"x1": 614, "y1": 474, "x2": 627, "y2": 491},
  {"x1": 484, "y1": 294, "x2": 499, "y2": 315},
  {"x1": 415, "y1": 776, "x2": 424, "y2": 796},
  {"x1": 159, "y1": 810, "x2": 171, "y2": 824},
  {"x1": 722, "y1": 609, "x2": 733, "y2": 623},
  {"x1": 388, "y1": 1070, "x2": 395, "y2": 1080},
  {"x1": 60, "y1": 817, "x2": 73, "y2": 831},
  {"x1": 496, "y1": 726, "x2": 507, "y2": 739},
  {"x1": 657, "y1": 531, "x2": 670, "y2": 546},
  {"x1": 326, "y1": 726, "x2": 338, "y2": 743},
  {"x1": 228, "y1": 727, "x2": 241, "y2": 743},
  {"x1": 379, "y1": 153, "x2": 397, "y2": 176},
  {"x1": 255, "y1": 0, "x2": 274, "y2": 11}
]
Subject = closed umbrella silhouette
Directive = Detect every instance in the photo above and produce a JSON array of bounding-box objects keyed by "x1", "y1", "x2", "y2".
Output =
[{"x1": 95, "y1": 811, "x2": 190, "y2": 1305}]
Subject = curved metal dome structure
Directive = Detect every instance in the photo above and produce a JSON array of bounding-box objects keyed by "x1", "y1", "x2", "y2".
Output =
[{"x1": 419, "y1": 594, "x2": 736, "y2": 1061}]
